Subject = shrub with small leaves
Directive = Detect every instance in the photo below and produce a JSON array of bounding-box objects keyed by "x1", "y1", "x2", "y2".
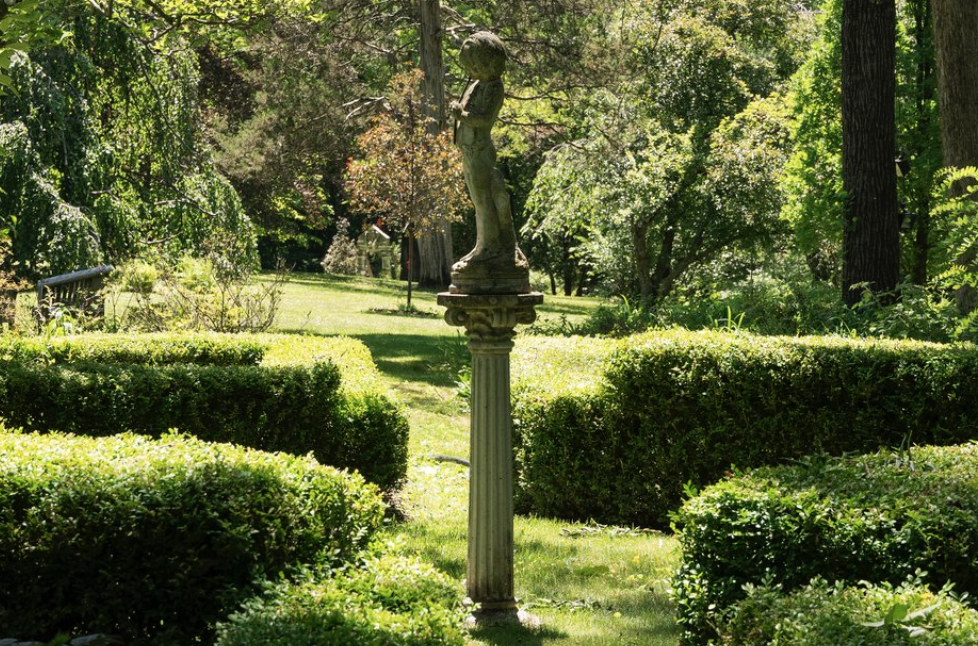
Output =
[
  {"x1": 673, "y1": 444, "x2": 978, "y2": 645},
  {"x1": 0, "y1": 430, "x2": 386, "y2": 646},
  {"x1": 216, "y1": 555, "x2": 466, "y2": 646},
  {"x1": 0, "y1": 332, "x2": 409, "y2": 488},
  {"x1": 0, "y1": 331, "x2": 266, "y2": 365},
  {"x1": 512, "y1": 330, "x2": 978, "y2": 527},
  {"x1": 719, "y1": 578, "x2": 978, "y2": 646}
]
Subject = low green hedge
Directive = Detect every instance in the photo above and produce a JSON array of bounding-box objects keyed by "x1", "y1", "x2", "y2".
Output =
[
  {"x1": 0, "y1": 332, "x2": 266, "y2": 365},
  {"x1": 216, "y1": 556, "x2": 465, "y2": 646},
  {"x1": 511, "y1": 331, "x2": 978, "y2": 526},
  {"x1": 0, "y1": 430, "x2": 385, "y2": 645},
  {"x1": 672, "y1": 444, "x2": 978, "y2": 645},
  {"x1": 718, "y1": 578, "x2": 978, "y2": 646},
  {"x1": 0, "y1": 333, "x2": 408, "y2": 488}
]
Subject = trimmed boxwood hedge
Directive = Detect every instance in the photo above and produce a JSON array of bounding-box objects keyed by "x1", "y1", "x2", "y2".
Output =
[
  {"x1": 215, "y1": 556, "x2": 465, "y2": 646},
  {"x1": 672, "y1": 444, "x2": 978, "y2": 645},
  {"x1": 511, "y1": 331, "x2": 978, "y2": 526},
  {"x1": 0, "y1": 332, "x2": 266, "y2": 365},
  {"x1": 0, "y1": 333, "x2": 408, "y2": 488},
  {"x1": 718, "y1": 578, "x2": 978, "y2": 646},
  {"x1": 0, "y1": 430, "x2": 386, "y2": 645}
]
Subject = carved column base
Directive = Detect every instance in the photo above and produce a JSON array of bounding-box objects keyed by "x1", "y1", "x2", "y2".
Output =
[{"x1": 438, "y1": 292, "x2": 542, "y2": 617}]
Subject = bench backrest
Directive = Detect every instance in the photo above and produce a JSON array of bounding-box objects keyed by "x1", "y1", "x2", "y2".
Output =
[{"x1": 36, "y1": 265, "x2": 113, "y2": 321}]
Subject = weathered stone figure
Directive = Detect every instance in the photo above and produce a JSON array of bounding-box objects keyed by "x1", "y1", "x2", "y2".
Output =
[
  {"x1": 438, "y1": 30, "x2": 541, "y2": 628},
  {"x1": 450, "y1": 31, "x2": 529, "y2": 295}
]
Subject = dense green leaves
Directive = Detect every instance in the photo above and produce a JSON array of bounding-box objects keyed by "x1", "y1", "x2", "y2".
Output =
[
  {"x1": 720, "y1": 579, "x2": 978, "y2": 646},
  {"x1": 216, "y1": 556, "x2": 466, "y2": 646},
  {"x1": 675, "y1": 444, "x2": 978, "y2": 644},
  {"x1": 0, "y1": 429, "x2": 385, "y2": 644},
  {"x1": 512, "y1": 330, "x2": 978, "y2": 526},
  {"x1": 523, "y1": 0, "x2": 804, "y2": 301},
  {"x1": 0, "y1": 332, "x2": 409, "y2": 488},
  {"x1": 0, "y1": 1, "x2": 258, "y2": 278}
]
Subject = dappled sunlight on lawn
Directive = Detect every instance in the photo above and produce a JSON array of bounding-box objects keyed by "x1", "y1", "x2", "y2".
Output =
[{"x1": 270, "y1": 273, "x2": 681, "y2": 645}]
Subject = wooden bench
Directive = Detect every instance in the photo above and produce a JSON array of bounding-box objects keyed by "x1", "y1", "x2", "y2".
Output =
[{"x1": 35, "y1": 264, "x2": 113, "y2": 323}]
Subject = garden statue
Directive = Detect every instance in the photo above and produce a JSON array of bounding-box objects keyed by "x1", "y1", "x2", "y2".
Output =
[
  {"x1": 438, "y1": 30, "x2": 541, "y2": 628},
  {"x1": 450, "y1": 31, "x2": 530, "y2": 295}
]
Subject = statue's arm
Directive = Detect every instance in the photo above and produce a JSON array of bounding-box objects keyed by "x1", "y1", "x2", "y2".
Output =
[{"x1": 454, "y1": 82, "x2": 504, "y2": 128}]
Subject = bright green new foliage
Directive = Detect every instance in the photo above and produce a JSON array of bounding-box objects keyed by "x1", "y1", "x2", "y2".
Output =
[
  {"x1": 216, "y1": 556, "x2": 466, "y2": 646},
  {"x1": 720, "y1": 578, "x2": 978, "y2": 646},
  {"x1": 674, "y1": 444, "x2": 978, "y2": 645}
]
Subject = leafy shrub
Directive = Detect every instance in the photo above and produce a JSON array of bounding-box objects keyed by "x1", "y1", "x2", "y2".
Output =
[
  {"x1": 544, "y1": 273, "x2": 978, "y2": 343},
  {"x1": 0, "y1": 331, "x2": 266, "y2": 365},
  {"x1": 512, "y1": 331, "x2": 978, "y2": 527},
  {"x1": 0, "y1": 430, "x2": 386, "y2": 645},
  {"x1": 118, "y1": 260, "x2": 159, "y2": 295},
  {"x1": 571, "y1": 296, "x2": 660, "y2": 337},
  {"x1": 673, "y1": 444, "x2": 978, "y2": 645},
  {"x1": 216, "y1": 556, "x2": 465, "y2": 646},
  {"x1": 719, "y1": 578, "x2": 978, "y2": 646},
  {"x1": 0, "y1": 333, "x2": 409, "y2": 488},
  {"x1": 108, "y1": 255, "x2": 285, "y2": 334}
]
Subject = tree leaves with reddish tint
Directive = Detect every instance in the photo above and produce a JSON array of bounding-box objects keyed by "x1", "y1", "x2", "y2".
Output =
[{"x1": 345, "y1": 68, "x2": 466, "y2": 240}]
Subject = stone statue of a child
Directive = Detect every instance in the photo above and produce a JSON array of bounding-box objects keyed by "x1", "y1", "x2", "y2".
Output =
[{"x1": 449, "y1": 31, "x2": 529, "y2": 295}]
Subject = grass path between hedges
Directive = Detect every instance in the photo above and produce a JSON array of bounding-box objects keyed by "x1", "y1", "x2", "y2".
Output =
[{"x1": 273, "y1": 274, "x2": 682, "y2": 646}]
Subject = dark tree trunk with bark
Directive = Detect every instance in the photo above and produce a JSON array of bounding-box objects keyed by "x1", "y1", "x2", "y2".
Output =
[
  {"x1": 562, "y1": 244, "x2": 574, "y2": 296},
  {"x1": 931, "y1": 0, "x2": 978, "y2": 312},
  {"x1": 420, "y1": 0, "x2": 446, "y2": 132},
  {"x1": 841, "y1": 0, "x2": 899, "y2": 306},
  {"x1": 417, "y1": 0, "x2": 454, "y2": 288},
  {"x1": 932, "y1": 0, "x2": 978, "y2": 171},
  {"x1": 632, "y1": 219, "x2": 652, "y2": 302}
]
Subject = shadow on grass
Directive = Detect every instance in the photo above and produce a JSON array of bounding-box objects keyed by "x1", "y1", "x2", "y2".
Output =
[
  {"x1": 468, "y1": 623, "x2": 567, "y2": 646},
  {"x1": 354, "y1": 332, "x2": 466, "y2": 388},
  {"x1": 278, "y1": 272, "x2": 446, "y2": 298},
  {"x1": 535, "y1": 300, "x2": 599, "y2": 318}
]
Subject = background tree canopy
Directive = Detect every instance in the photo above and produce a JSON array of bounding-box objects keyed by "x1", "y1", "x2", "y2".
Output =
[{"x1": 0, "y1": 0, "x2": 975, "y2": 330}]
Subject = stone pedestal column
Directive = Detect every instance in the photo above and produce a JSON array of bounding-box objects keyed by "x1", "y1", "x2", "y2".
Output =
[{"x1": 438, "y1": 292, "x2": 542, "y2": 624}]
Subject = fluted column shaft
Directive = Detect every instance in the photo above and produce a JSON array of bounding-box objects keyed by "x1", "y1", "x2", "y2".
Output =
[
  {"x1": 468, "y1": 335, "x2": 516, "y2": 607},
  {"x1": 438, "y1": 292, "x2": 542, "y2": 614}
]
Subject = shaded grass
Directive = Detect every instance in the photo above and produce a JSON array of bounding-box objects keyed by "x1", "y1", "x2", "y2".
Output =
[{"x1": 272, "y1": 273, "x2": 682, "y2": 646}]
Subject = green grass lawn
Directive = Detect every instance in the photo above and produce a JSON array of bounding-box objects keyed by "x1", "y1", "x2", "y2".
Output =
[{"x1": 272, "y1": 272, "x2": 682, "y2": 646}]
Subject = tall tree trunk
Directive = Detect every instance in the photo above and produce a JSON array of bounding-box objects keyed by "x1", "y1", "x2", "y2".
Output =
[
  {"x1": 407, "y1": 225, "x2": 415, "y2": 306},
  {"x1": 633, "y1": 219, "x2": 653, "y2": 302},
  {"x1": 841, "y1": 0, "x2": 899, "y2": 306},
  {"x1": 931, "y1": 0, "x2": 978, "y2": 312},
  {"x1": 420, "y1": 0, "x2": 446, "y2": 132},
  {"x1": 651, "y1": 221, "x2": 676, "y2": 300},
  {"x1": 932, "y1": 0, "x2": 978, "y2": 171},
  {"x1": 562, "y1": 243, "x2": 574, "y2": 296},
  {"x1": 418, "y1": 0, "x2": 454, "y2": 288},
  {"x1": 911, "y1": 0, "x2": 934, "y2": 285}
]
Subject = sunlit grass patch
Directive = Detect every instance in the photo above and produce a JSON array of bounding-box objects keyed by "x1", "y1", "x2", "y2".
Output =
[{"x1": 271, "y1": 273, "x2": 681, "y2": 645}]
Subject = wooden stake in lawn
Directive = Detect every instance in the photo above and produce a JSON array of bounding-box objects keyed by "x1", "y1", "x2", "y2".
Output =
[{"x1": 438, "y1": 31, "x2": 542, "y2": 628}]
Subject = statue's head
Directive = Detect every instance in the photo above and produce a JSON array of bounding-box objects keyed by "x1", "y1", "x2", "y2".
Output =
[{"x1": 459, "y1": 31, "x2": 506, "y2": 81}]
